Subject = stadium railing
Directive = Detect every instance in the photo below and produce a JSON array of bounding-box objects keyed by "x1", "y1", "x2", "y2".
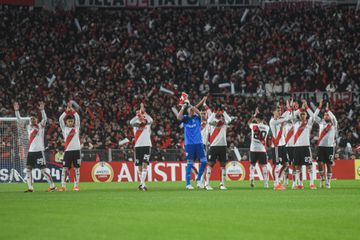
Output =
[{"x1": 43, "y1": 148, "x2": 359, "y2": 163}]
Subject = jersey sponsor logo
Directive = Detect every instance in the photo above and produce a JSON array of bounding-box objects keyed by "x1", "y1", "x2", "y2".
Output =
[
  {"x1": 91, "y1": 162, "x2": 114, "y2": 182},
  {"x1": 225, "y1": 161, "x2": 245, "y2": 181},
  {"x1": 64, "y1": 128, "x2": 76, "y2": 150},
  {"x1": 317, "y1": 123, "x2": 333, "y2": 146},
  {"x1": 293, "y1": 122, "x2": 307, "y2": 144}
]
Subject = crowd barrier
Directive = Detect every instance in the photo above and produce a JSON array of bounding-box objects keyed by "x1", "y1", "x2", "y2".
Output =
[{"x1": 2, "y1": 159, "x2": 358, "y2": 182}]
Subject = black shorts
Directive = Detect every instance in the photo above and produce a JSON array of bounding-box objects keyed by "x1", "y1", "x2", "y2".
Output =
[
  {"x1": 135, "y1": 146, "x2": 151, "y2": 166},
  {"x1": 286, "y1": 146, "x2": 295, "y2": 163},
  {"x1": 27, "y1": 151, "x2": 46, "y2": 168},
  {"x1": 63, "y1": 150, "x2": 81, "y2": 168},
  {"x1": 317, "y1": 146, "x2": 335, "y2": 164},
  {"x1": 293, "y1": 146, "x2": 312, "y2": 166},
  {"x1": 271, "y1": 146, "x2": 288, "y2": 165},
  {"x1": 208, "y1": 146, "x2": 227, "y2": 163},
  {"x1": 250, "y1": 152, "x2": 267, "y2": 165}
]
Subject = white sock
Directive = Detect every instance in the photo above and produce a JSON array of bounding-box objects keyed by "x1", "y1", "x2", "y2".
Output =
[
  {"x1": 200, "y1": 171, "x2": 205, "y2": 183},
  {"x1": 221, "y1": 167, "x2": 226, "y2": 185},
  {"x1": 308, "y1": 167, "x2": 314, "y2": 185},
  {"x1": 250, "y1": 165, "x2": 255, "y2": 181},
  {"x1": 41, "y1": 168, "x2": 54, "y2": 188},
  {"x1": 74, "y1": 168, "x2": 80, "y2": 187},
  {"x1": 140, "y1": 169, "x2": 148, "y2": 186},
  {"x1": 26, "y1": 168, "x2": 33, "y2": 190},
  {"x1": 205, "y1": 166, "x2": 212, "y2": 186},
  {"x1": 61, "y1": 167, "x2": 68, "y2": 188},
  {"x1": 262, "y1": 165, "x2": 268, "y2": 185},
  {"x1": 274, "y1": 164, "x2": 282, "y2": 186},
  {"x1": 326, "y1": 173, "x2": 332, "y2": 185},
  {"x1": 295, "y1": 170, "x2": 300, "y2": 185},
  {"x1": 191, "y1": 167, "x2": 197, "y2": 177}
]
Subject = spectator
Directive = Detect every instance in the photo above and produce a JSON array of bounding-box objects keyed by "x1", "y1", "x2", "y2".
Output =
[{"x1": 326, "y1": 81, "x2": 337, "y2": 92}]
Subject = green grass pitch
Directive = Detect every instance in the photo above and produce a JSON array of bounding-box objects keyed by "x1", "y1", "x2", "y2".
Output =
[{"x1": 0, "y1": 180, "x2": 359, "y2": 240}]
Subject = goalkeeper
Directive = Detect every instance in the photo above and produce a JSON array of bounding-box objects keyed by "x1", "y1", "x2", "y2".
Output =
[{"x1": 177, "y1": 93, "x2": 207, "y2": 190}]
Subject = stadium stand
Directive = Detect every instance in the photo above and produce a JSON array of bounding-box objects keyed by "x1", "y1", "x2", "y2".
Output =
[{"x1": 0, "y1": 5, "x2": 359, "y2": 159}]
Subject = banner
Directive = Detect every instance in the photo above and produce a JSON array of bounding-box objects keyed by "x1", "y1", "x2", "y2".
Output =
[
  {"x1": 279, "y1": 91, "x2": 358, "y2": 105},
  {"x1": 0, "y1": 160, "x2": 355, "y2": 183},
  {"x1": 76, "y1": 0, "x2": 199, "y2": 7},
  {"x1": 207, "y1": 0, "x2": 253, "y2": 6},
  {"x1": 355, "y1": 159, "x2": 360, "y2": 180},
  {"x1": 149, "y1": 0, "x2": 199, "y2": 7},
  {"x1": 0, "y1": 162, "x2": 63, "y2": 183},
  {"x1": 69, "y1": 160, "x2": 355, "y2": 182},
  {"x1": 76, "y1": 0, "x2": 126, "y2": 7},
  {"x1": 0, "y1": 0, "x2": 34, "y2": 5}
]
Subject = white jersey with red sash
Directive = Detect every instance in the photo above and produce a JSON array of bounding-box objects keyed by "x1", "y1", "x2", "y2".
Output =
[
  {"x1": 316, "y1": 110, "x2": 337, "y2": 147},
  {"x1": 59, "y1": 111, "x2": 81, "y2": 151},
  {"x1": 207, "y1": 111, "x2": 232, "y2": 147},
  {"x1": 283, "y1": 122, "x2": 295, "y2": 147},
  {"x1": 292, "y1": 107, "x2": 319, "y2": 147},
  {"x1": 201, "y1": 108, "x2": 212, "y2": 145},
  {"x1": 130, "y1": 113, "x2": 153, "y2": 147},
  {"x1": 16, "y1": 110, "x2": 47, "y2": 152},
  {"x1": 269, "y1": 112, "x2": 289, "y2": 147},
  {"x1": 201, "y1": 120, "x2": 210, "y2": 146},
  {"x1": 249, "y1": 123, "x2": 269, "y2": 152}
]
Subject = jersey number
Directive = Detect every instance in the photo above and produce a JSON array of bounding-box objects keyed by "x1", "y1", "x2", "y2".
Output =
[{"x1": 253, "y1": 130, "x2": 267, "y2": 141}]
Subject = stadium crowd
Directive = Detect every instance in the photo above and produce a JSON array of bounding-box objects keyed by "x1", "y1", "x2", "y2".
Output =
[{"x1": 0, "y1": 5, "x2": 359, "y2": 157}]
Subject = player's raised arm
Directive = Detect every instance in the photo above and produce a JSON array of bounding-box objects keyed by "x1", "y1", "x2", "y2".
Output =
[
  {"x1": 247, "y1": 107, "x2": 259, "y2": 127},
  {"x1": 141, "y1": 102, "x2": 153, "y2": 124},
  {"x1": 177, "y1": 103, "x2": 187, "y2": 121},
  {"x1": 74, "y1": 111, "x2": 80, "y2": 129},
  {"x1": 326, "y1": 102, "x2": 338, "y2": 126},
  {"x1": 39, "y1": 102, "x2": 47, "y2": 127},
  {"x1": 144, "y1": 113, "x2": 153, "y2": 125},
  {"x1": 192, "y1": 106, "x2": 201, "y2": 116},
  {"x1": 130, "y1": 114, "x2": 141, "y2": 127},
  {"x1": 14, "y1": 102, "x2": 21, "y2": 122},
  {"x1": 223, "y1": 111, "x2": 232, "y2": 125},
  {"x1": 207, "y1": 111, "x2": 218, "y2": 126},
  {"x1": 309, "y1": 99, "x2": 322, "y2": 124},
  {"x1": 59, "y1": 112, "x2": 66, "y2": 130},
  {"x1": 301, "y1": 100, "x2": 313, "y2": 117},
  {"x1": 59, "y1": 104, "x2": 73, "y2": 130},
  {"x1": 195, "y1": 96, "x2": 207, "y2": 109}
]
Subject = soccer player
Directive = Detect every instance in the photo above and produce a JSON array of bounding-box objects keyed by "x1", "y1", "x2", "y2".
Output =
[
  {"x1": 283, "y1": 100, "x2": 301, "y2": 188},
  {"x1": 269, "y1": 101, "x2": 291, "y2": 190},
  {"x1": 205, "y1": 104, "x2": 232, "y2": 190},
  {"x1": 248, "y1": 108, "x2": 270, "y2": 188},
  {"x1": 177, "y1": 97, "x2": 207, "y2": 190},
  {"x1": 130, "y1": 102, "x2": 153, "y2": 191},
  {"x1": 196, "y1": 97, "x2": 212, "y2": 149},
  {"x1": 315, "y1": 102, "x2": 337, "y2": 188},
  {"x1": 14, "y1": 102, "x2": 56, "y2": 192},
  {"x1": 190, "y1": 96, "x2": 211, "y2": 183},
  {"x1": 291, "y1": 100, "x2": 321, "y2": 189},
  {"x1": 58, "y1": 101, "x2": 82, "y2": 192}
]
